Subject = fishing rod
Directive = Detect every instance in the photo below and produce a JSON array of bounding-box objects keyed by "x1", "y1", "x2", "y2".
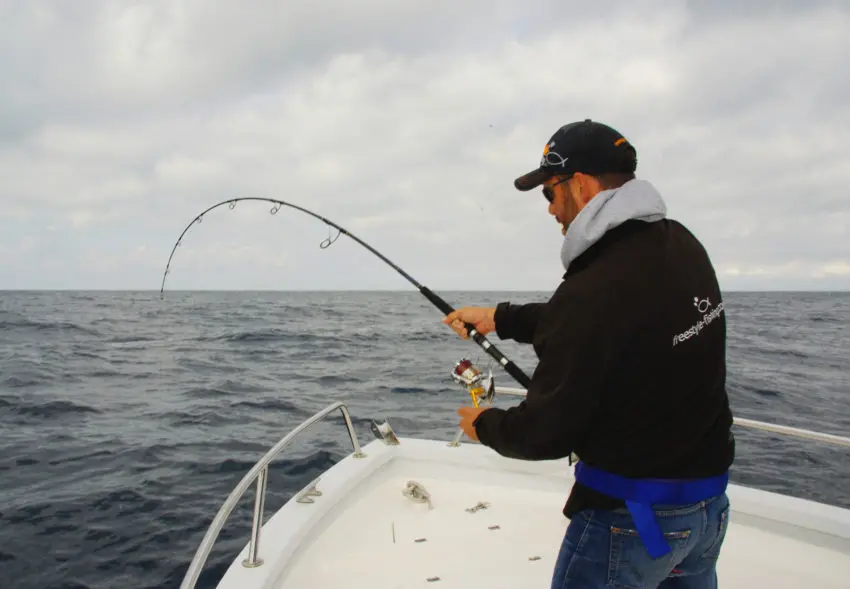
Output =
[{"x1": 159, "y1": 197, "x2": 532, "y2": 388}]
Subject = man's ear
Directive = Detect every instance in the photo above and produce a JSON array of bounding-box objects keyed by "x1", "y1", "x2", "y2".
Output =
[{"x1": 574, "y1": 173, "x2": 599, "y2": 205}]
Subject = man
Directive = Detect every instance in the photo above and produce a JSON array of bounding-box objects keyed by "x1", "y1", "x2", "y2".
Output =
[{"x1": 442, "y1": 119, "x2": 735, "y2": 588}]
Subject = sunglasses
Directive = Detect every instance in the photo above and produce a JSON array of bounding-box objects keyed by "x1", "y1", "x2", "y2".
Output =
[{"x1": 542, "y1": 175, "x2": 572, "y2": 203}]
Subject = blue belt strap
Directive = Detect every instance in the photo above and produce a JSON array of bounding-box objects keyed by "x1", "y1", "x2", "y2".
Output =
[{"x1": 574, "y1": 461, "x2": 729, "y2": 559}]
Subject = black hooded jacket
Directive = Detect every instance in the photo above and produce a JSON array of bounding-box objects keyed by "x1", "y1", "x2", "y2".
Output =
[{"x1": 472, "y1": 217, "x2": 735, "y2": 517}]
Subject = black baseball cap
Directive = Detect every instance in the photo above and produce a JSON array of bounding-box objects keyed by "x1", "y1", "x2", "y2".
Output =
[{"x1": 514, "y1": 119, "x2": 637, "y2": 191}]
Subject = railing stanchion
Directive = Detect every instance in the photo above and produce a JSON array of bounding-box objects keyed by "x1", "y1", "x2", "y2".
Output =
[
  {"x1": 179, "y1": 401, "x2": 366, "y2": 589},
  {"x1": 242, "y1": 466, "x2": 268, "y2": 568}
]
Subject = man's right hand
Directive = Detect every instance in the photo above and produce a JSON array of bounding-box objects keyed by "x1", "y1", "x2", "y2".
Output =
[{"x1": 442, "y1": 306, "x2": 497, "y2": 339}]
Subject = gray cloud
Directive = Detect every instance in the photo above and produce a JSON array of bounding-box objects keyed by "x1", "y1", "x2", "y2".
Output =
[{"x1": 0, "y1": 1, "x2": 848, "y2": 291}]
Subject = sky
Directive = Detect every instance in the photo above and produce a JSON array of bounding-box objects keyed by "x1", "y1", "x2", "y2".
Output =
[{"x1": 1, "y1": 0, "x2": 848, "y2": 292}]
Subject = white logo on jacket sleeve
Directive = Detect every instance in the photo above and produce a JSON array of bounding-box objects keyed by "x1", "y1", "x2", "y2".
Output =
[{"x1": 672, "y1": 296, "x2": 725, "y2": 347}]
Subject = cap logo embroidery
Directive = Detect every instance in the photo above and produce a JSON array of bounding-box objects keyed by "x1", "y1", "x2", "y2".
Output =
[
  {"x1": 541, "y1": 142, "x2": 568, "y2": 168},
  {"x1": 541, "y1": 149, "x2": 568, "y2": 168}
]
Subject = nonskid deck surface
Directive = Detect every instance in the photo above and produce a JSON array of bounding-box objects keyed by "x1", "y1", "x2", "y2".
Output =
[
  {"x1": 275, "y1": 467, "x2": 569, "y2": 589},
  {"x1": 271, "y1": 458, "x2": 849, "y2": 588}
]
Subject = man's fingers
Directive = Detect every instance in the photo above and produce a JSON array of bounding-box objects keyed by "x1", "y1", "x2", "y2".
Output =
[
  {"x1": 452, "y1": 318, "x2": 468, "y2": 338},
  {"x1": 443, "y1": 312, "x2": 463, "y2": 328},
  {"x1": 443, "y1": 310, "x2": 472, "y2": 339},
  {"x1": 443, "y1": 312, "x2": 461, "y2": 325}
]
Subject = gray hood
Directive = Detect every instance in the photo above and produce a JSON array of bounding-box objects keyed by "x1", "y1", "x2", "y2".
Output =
[{"x1": 561, "y1": 178, "x2": 667, "y2": 271}]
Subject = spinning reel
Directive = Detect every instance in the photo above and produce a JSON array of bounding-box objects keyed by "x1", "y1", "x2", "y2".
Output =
[
  {"x1": 450, "y1": 357, "x2": 496, "y2": 408},
  {"x1": 370, "y1": 357, "x2": 500, "y2": 448},
  {"x1": 448, "y1": 357, "x2": 497, "y2": 446}
]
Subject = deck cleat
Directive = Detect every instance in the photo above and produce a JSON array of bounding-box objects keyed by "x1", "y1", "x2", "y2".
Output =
[{"x1": 295, "y1": 477, "x2": 322, "y2": 504}]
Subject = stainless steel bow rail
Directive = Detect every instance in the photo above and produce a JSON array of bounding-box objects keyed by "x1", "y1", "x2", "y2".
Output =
[
  {"x1": 493, "y1": 386, "x2": 850, "y2": 448},
  {"x1": 179, "y1": 401, "x2": 365, "y2": 589}
]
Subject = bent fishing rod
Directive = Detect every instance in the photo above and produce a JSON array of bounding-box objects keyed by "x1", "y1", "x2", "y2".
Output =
[{"x1": 159, "y1": 197, "x2": 532, "y2": 388}]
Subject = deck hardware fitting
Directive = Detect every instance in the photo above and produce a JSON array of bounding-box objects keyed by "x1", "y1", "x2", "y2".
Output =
[
  {"x1": 465, "y1": 501, "x2": 490, "y2": 513},
  {"x1": 295, "y1": 478, "x2": 322, "y2": 504},
  {"x1": 370, "y1": 420, "x2": 400, "y2": 445}
]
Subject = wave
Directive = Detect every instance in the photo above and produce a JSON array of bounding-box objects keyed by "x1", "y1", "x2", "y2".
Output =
[
  {"x1": 0, "y1": 398, "x2": 101, "y2": 418},
  {"x1": 0, "y1": 313, "x2": 100, "y2": 337},
  {"x1": 729, "y1": 382, "x2": 783, "y2": 398},
  {"x1": 193, "y1": 449, "x2": 338, "y2": 478}
]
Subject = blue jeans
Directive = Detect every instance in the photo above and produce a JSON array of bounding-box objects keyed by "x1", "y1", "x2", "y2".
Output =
[{"x1": 551, "y1": 493, "x2": 730, "y2": 589}]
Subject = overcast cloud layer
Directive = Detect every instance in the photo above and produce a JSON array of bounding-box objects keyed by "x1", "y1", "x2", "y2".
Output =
[{"x1": 1, "y1": 0, "x2": 848, "y2": 291}]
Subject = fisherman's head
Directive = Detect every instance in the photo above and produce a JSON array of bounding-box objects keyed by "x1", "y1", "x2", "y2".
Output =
[{"x1": 513, "y1": 119, "x2": 637, "y2": 235}]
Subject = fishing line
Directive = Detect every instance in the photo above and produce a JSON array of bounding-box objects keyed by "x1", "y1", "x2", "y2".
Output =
[{"x1": 159, "y1": 197, "x2": 532, "y2": 388}]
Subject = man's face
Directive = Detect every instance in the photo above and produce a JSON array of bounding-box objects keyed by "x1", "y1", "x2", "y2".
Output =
[{"x1": 542, "y1": 175, "x2": 579, "y2": 236}]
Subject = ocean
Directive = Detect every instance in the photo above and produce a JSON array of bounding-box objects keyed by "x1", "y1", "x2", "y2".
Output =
[{"x1": 1, "y1": 290, "x2": 848, "y2": 589}]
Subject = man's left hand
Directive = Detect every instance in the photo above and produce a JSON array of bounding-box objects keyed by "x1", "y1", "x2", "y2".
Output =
[{"x1": 457, "y1": 406, "x2": 488, "y2": 442}]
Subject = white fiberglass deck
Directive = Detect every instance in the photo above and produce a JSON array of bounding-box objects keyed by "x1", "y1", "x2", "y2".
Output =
[{"x1": 214, "y1": 438, "x2": 850, "y2": 589}]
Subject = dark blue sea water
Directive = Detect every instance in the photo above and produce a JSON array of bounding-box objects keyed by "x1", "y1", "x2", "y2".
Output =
[{"x1": 1, "y1": 290, "x2": 848, "y2": 589}]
